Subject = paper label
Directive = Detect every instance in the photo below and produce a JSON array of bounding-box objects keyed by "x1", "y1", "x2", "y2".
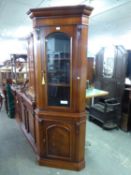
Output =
[{"x1": 60, "y1": 100, "x2": 68, "y2": 104}]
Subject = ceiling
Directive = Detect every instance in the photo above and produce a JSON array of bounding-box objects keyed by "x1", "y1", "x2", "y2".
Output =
[
  {"x1": 0, "y1": 0, "x2": 131, "y2": 39},
  {"x1": 89, "y1": 0, "x2": 131, "y2": 38}
]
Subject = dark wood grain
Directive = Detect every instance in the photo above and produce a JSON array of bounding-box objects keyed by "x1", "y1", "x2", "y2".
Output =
[{"x1": 12, "y1": 5, "x2": 93, "y2": 171}]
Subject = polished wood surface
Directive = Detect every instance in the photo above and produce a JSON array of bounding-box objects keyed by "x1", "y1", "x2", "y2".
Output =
[
  {"x1": 12, "y1": 86, "x2": 36, "y2": 150},
  {"x1": 12, "y1": 5, "x2": 93, "y2": 171},
  {"x1": 28, "y1": 5, "x2": 93, "y2": 170},
  {"x1": 27, "y1": 34, "x2": 36, "y2": 100}
]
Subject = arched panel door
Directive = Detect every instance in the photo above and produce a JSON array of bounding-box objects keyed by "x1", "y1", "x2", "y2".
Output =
[{"x1": 46, "y1": 123, "x2": 72, "y2": 160}]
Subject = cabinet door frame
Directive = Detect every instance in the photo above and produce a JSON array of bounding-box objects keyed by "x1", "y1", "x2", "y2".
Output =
[
  {"x1": 42, "y1": 119, "x2": 75, "y2": 161},
  {"x1": 40, "y1": 26, "x2": 75, "y2": 111}
]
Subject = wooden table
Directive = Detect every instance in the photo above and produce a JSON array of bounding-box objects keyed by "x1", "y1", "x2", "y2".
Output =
[{"x1": 86, "y1": 88, "x2": 109, "y2": 105}]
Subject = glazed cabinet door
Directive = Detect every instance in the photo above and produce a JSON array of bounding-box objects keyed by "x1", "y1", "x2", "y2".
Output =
[
  {"x1": 39, "y1": 27, "x2": 74, "y2": 111},
  {"x1": 45, "y1": 32, "x2": 70, "y2": 107},
  {"x1": 34, "y1": 25, "x2": 87, "y2": 112}
]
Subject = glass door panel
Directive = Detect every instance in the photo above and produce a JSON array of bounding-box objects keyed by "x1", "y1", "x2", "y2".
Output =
[{"x1": 45, "y1": 32, "x2": 71, "y2": 107}]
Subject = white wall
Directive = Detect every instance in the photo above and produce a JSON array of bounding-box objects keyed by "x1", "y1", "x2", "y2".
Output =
[{"x1": 0, "y1": 38, "x2": 27, "y2": 65}]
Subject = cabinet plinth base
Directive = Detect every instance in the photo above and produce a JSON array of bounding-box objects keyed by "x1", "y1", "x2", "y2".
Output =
[{"x1": 37, "y1": 155, "x2": 85, "y2": 171}]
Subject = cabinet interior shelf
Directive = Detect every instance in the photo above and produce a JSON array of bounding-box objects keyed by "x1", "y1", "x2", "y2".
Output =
[
  {"x1": 48, "y1": 70, "x2": 69, "y2": 73},
  {"x1": 48, "y1": 83, "x2": 70, "y2": 87},
  {"x1": 48, "y1": 58, "x2": 70, "y2": 61}
]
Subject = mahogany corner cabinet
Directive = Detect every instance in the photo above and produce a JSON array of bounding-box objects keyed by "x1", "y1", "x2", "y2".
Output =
[{"x1": 15, "y1": 5, "x2": 93, "y2": 171}]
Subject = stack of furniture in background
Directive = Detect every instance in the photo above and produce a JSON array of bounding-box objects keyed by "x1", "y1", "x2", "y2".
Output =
[
  {"x1": 86, "y1": 57, "x2": 94, "y2": 109},
  {"x1": 121, "y1": 50, "x2": 131, "y2": 131},
  {"x1": 87, "y1": 57, "x2": 94, "y2": 85},
  {"x1": 3, "y1": 54, "x2": 28, "y2": 118},
  {"x1": 89, "y1": 45, "x2": 127, "y2": 129},
  {"x1": 0, "y1": 60, "x2": 12, "y2": 87}
]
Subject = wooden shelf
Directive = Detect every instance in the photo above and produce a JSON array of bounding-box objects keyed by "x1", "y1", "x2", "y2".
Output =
[{"x1": 48, "y1": 83, "x2": 70, "y2": 87}]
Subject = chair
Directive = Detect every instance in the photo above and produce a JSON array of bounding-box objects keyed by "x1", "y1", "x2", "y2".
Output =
[{"x1": 88, "y1": 45, "x2": 127, "y2": 129}]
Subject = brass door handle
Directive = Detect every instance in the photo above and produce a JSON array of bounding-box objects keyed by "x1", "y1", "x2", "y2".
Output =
[{"x1": 42, "y1": 71, "x2": 46, "y2": 85}]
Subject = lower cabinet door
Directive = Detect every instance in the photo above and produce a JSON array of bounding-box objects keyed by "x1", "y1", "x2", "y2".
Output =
[
  {"x1": 42, "y1": 120, "x2": 74, "y2": 161},
  {"x1": 35, "y1": 113, "x2": 86, "y2": 170}
]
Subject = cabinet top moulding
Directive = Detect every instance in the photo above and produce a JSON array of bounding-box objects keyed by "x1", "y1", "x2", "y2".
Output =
[{"x1": 27, "y1": 5, "x2": 93, "y2": 27}]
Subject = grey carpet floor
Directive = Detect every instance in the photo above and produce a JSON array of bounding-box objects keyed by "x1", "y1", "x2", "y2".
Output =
[{"x1": 0, "y1": 106, "x2": 131, "y2": 175}]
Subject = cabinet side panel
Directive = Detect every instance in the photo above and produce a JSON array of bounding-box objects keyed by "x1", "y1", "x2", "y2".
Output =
[
  {"x1": 73, "y1": 25, "x2": 88, "y2": 112},
  {"x1": 75, "y1": 118, "x2": 86, "y2": 161}
]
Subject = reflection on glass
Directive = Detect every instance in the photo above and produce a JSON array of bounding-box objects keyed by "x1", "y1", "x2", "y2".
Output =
[
  {"x1": 11, "y1": 56, "x2": 28, "y2": 85},
  {"x1": 103, "y1": 46, "x2": 115, "y2": 78},
  {"x1": 46, "y1": 32, "x2": 70, "y2": 106}
]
